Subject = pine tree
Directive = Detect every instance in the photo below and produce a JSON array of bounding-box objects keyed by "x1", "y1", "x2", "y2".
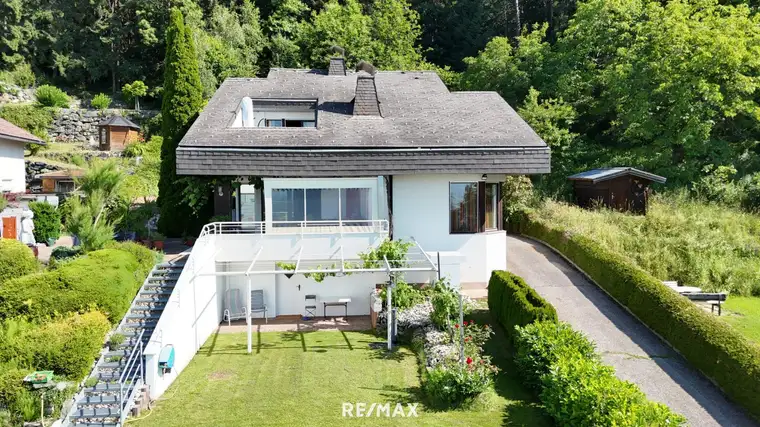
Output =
[{"x1": 157, "y1": 8, "x2": 206, "y2": 237}]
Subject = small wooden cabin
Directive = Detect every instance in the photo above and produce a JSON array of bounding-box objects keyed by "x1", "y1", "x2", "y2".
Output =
[
  {"x1": 568, "y1": 167, "x2": 666, "y2": 214},
  {"x1": 98, "y1": 116, "x2": 140, "y2": 151},
  {"x1": 39, "y1": 169, "x2": 85, "y2": 194}
]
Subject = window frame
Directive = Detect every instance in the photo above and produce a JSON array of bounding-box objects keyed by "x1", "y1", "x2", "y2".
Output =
[{"x1": 448, "y1": 181, "x2": 502, "y2": 234}]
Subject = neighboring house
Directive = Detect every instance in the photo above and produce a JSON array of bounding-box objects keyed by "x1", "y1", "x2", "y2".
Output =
[
  {"x1": 38, "y1": 169, "x2": 85, "y2": 194},
  {"x1": 98, "y1": 115, "x2": 141, "y2": 151},
  {"x1": 0, "y1": 117, "x2": 43, "y2": 193},
  {"x1": 129, "y1": 61, "x2": 550, "y2": 404}
]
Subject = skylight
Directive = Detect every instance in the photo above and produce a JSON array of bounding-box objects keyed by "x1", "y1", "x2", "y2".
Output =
[{"x1": 232, "y1": 97, "x2": 317, "y2": 128}]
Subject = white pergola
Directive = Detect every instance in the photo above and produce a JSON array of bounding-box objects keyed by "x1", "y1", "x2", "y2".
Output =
[{"x1": 197, "y1": 239, "x2": 438, "y2": 352}]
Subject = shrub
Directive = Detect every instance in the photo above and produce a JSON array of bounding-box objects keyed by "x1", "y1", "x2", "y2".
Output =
[
  {"x1": 123, "y1": 142, "x2": 147, "y2": 158},
  {"x1": 0, "y1": 247, "x2": 154, "y2": 323},
  {"x1": 0, "y1": 104, "x2": 54, "y2": 141},
  {"x1": 0, "y1": 62, "x2": 35, "y2": 88},
  {"x1": 0, "y1": 196, "x2": 7, "y2": 212},
  {"x1": 378, "y1": 279, "x2": 426, "y2": 311},
  {"x1": 430, "y1": 281, "x2": 461, "y2": 330},
  {"x1": 424, "y1": 358, "x2": 497, "y2": 408},
  {"x1": 741, "y1": 172, "x2": 760, "y2": 212},
  {"x1": 35, "y1": 85, "x2": 70, "y2": 108},
  {"x1": 513, "y1": 321, "x2": 597, "y2": 392},
  {"x1": 517, "y1": 213, "x2": 760, "y2": 419},
  {"x1": 487, "y1": 270, "x2": 557, "y2": 336},
  {"x1": 90, "y1": 93, "x2": 112, "y2": 110},
  {"x1": 28, "y1": 201, "x2": 61, "y2": 244},
  {"x1": 0, "y1": 239, "x2": 39, "y2": 285}
]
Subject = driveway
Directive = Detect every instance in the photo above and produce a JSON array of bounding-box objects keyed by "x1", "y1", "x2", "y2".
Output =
[{"x1": 506, "y1": 235, "x2": 757, "y2": 427}]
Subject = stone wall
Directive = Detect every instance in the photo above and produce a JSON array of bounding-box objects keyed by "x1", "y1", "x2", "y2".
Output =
[{"x1": 48, "y1": 108, "x2": 159, "y2": 143}]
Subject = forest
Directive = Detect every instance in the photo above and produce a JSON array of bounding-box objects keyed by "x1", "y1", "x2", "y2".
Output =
[{"x1": 2, "y1": 0, "x2": 760, "y2": 198}]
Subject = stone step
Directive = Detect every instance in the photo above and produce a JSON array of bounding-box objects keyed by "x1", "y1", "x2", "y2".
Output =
[
  {"x1": 84, "y1": 382, "x2": 133, "y2": 394},
  {"x1": 71, "y1": 407, "x2": 120, "y2": 419},
  {"x1": 73, "y1": 423, "x2": 119, "y2": 427},
  {"x1": 134, "y1": 297, "x2": 169, "y2": 304},
  {"x1": 140, "y1": 289, "x2": 173, "y2": 296},
  {"x1": 125, "y1": 312, "x2": 161, "y2": 320},
  {"x1": 105, "y1": 349, "x2": 131, "y2": 358},
  {"x1": 77, "y1": 395, "x2": 120, "y2": 406}
]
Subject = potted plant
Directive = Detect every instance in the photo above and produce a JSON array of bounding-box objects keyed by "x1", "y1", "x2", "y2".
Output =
[
  {"x1": 182, "y1": 232, "x2": 196, "y2": 247},
  {"x1": 152, "y1": 232, "x2": 166, "y2": 251}
]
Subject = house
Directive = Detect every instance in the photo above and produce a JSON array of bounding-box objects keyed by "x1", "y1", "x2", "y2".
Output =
[
  {"x1": 38, "y1": 169, "x2": 85, "y2": 193},
  {"x1": 568, "y1": 167, "x2": 666, "y2": 214},
  {"x1": 0, "y1": 117, "x2": 43, "y2": 194},
  {"x1": 98, "y1": 115, "x2": 141, "y2": 151},
  {"x1": 109, "y1": 61, "x2": 550, "y2": 406}
]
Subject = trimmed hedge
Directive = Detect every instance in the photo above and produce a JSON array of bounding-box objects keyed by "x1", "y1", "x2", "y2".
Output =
[
  {"x1": 0, "y1": 239, "x2": 39, "y2": 285},
  {"x1": 29, "y1": 201, "x2": 61, "y2": 243},
  {"x1": 517, "y1": 213, "x2": 760, "y2": 420},
  {"x1": 487, "y1": 270, "x2": 557, "y2": 336},
  {"x1": 0, "y1": 245, "x2": 155, "y2": 323}
]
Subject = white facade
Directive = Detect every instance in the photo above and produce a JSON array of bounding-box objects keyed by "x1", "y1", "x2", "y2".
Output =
[
  {"x1": 392, "y1": 174, "x2": 507, "y2": 283},
  {"x1": 0, "y1": 137, "x2": 26, "y2": 193}
]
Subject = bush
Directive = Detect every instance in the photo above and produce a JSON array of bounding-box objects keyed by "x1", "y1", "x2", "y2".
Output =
[
  {"x1": 28, "y1": 201, "x2": 61, "y2": 244},
  {"x1": 123, "y1": 141, "x2": 147, "y2": 158},
  {"x1": 0, "y1": 104, "x2": 54, "y2": 141},
  {"x1": 430, "y1": 281, "x2": 461, "y2": 330},
  {"x1": 0, "y1": 239, "x2": 39, "y2": 285},
  {"x1": 741, "y1": 172, "x2": 760, "y2": 212},
  {"x1": 513, "y1": 321, "x2": 597, "y2": 392},
  {"x1": 517, "y1": 213, "x2": 760, "y2": 419},
  {"x1": 378, "y1": 279, "x2": 426, "y2": 311},
  {"x1": 0, "y1": 247, "x2": 155, "y2": 323},
  {"x1": 35, "y1": 85, "x2": 70, "y2": 108},
  {"x1": 90, "y1": 93, "x2": 112, "y2": 110},
  {"x1": 487, "y1": 270, "x2": 557, "y2": 336},
  {"x1": 424, "y1": 358, "x2": 496, "y2": 408},
  {"x1": 0, "y1": 62, "x2": 35, "y2": 88}
]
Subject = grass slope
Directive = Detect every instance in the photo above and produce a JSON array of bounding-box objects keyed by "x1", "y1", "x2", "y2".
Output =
[{"x1": 133, "y1": 325, "x2": 549, "y2": 426}]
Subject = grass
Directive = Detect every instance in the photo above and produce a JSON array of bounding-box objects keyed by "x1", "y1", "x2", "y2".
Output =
[
  {"x1": 723, "y1": 296, "x2": 760, "y2": 345},
  {"x1": 535, "y1": 192, "x2": 760, "y2": 296},
  {"x1": 132, "y1": 316, "x2": 549, "y2": 426}
]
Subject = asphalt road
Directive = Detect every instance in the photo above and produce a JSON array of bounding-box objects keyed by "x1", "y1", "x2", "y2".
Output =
[{"x1": 506, "y1": 234, "x2": 757, "y2": 427}]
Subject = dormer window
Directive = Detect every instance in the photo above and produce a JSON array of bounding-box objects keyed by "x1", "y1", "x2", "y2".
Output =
[{"x1": 233, "y1": 98, "x2": 317, "y2": 128}]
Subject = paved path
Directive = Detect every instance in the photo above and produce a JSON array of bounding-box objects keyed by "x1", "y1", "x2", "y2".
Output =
[{"x1": 506, "y1": 235, "x2": 757, "y2": 427}]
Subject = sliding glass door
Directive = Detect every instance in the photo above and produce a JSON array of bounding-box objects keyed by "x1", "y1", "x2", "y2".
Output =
[{"x1": 271, "y1": 187, "x2": 373, "y2": 227}]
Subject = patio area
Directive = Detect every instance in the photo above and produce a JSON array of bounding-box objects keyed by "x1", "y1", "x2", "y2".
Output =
[{"x1": 218, "y1": 315, "x2": 372, "y2": 333}]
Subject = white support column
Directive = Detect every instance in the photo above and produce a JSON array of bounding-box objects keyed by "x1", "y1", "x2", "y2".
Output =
[
  {"x1": 247, "y1": 277, "x2": 252, "y2": 354},
  {"x1": 387, "y1": 277, "x2": 393, "y2": 351}
]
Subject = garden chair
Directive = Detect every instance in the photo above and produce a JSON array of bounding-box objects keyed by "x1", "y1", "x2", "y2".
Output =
[
  {"x1": 223, "y1": 288, "x2": 247, "y2": 326},
  {"x1": 250, "y1": 289, "x2": 267, "y2": 324}
]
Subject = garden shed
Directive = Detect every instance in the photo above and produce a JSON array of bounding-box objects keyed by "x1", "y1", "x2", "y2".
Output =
[
  {"x1": 98, "y1": 115, "x2": 140, "y2": 151},
  {"x1": 568, "y1": 167, "x2": 666, "y2": 214}
]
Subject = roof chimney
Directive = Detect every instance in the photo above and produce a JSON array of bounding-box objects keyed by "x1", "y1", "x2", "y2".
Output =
[
  {"x1": 353, "y1": 61, "x2": 381, "y2": 116},
  {"x1": 328, "y1": 46, "x2": 346, "y2": 76}
]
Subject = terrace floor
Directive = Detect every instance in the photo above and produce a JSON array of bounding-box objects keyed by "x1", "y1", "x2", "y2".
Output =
[{"x1": 218, "y1": 315, "x2": 372, "y2": 333}]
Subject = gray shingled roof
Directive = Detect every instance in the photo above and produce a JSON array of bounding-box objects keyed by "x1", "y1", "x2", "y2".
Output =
[
  {"x1": 568, "y1": 168, "x2": 667, "y2": 184},
  {"x1": 177, "y1": 69, "x2": 550, "y2": 176},
  {"x1": 98, "y1": 115, "x2": 140, "y2": 129}
]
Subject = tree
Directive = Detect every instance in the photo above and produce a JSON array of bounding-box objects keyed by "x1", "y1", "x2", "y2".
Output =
[
  {"x1": 157, "y1": 8, "x2": 207, "y2": 237},
  {"x1": 368, "y1": 0, "x2": 423, "y2": 69},
  {"x1": 298, "y1": 0, "x2": 374, "y2": 67},
  {"x1": 122, "y1": 80, "x2": 148, "y2": 111}
]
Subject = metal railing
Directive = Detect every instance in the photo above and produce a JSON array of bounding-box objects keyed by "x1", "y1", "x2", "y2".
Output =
[
  {"x1": 199, "y1": 220, "x2": 389, "y2": 238},
  {"x1": 119, "y1": 329, "x2": 144, "y2": 425}
]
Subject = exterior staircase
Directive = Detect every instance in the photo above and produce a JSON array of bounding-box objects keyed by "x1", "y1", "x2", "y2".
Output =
[{"x1": 65, "y1": 258, "x2": 186, "y2": 427}]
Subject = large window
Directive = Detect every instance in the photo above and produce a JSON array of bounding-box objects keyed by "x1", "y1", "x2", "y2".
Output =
[
  {"x1": 449, "y1": 182, "x2": 501, "y2": 233},
  {"x1": 450, "y1": 183, "x2": 479, "y2": 233},
  {"x1": 272, "y1": 187, "x2": 372, "y2": 226}
]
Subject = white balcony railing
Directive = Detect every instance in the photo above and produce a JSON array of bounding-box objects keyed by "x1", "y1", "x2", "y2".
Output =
[{"x1": 199, "y1": 220, "x2": 389, "y2": 238}]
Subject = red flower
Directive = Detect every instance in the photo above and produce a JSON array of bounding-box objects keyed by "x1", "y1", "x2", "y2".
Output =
[
  {"x1": 465, "y1": 336, "x2": 470, "y2": 342},
  {"x1": 466, "y1": 357, "x2": 473, "y2": 365},
  {"x1": 454, "y1": 323, "x2": 460, "y2": 329},
  {"x1": 463, "y1": 320, "x2": 468, "y2": 326}
]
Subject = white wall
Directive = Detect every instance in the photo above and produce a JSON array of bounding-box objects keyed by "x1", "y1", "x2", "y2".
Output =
[
  {"x1": 392, "y1": 174, "x2": 507, "y2": 283},
  {"x1": 0, "y1": 138, "x2": 26, "y2": 193}
]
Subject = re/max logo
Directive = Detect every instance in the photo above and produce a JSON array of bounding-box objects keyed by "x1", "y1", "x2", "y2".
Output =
[{"x1": 342, "y1": 402, "x2": 419, "y2": 417}]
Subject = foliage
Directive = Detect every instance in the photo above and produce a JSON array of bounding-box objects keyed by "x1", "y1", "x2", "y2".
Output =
[
  {"x1": 123, "y1": 142, "x2": 147, "y2": 158},
  {"x1": 378, "y1": 279, "x2": 426, "y2": 311},
  {"x1": 358, "y1": 238, "x2": 413, "y2": 270},
  {"x1": 430, "y1": 280, "x2": 462, "y2": 330},
  {"x1": 742, "y1": 172, "x2": 760, "y2": 213},
  {"x1": 49, "y1": 246, "x2": 83, "y2": 269},
  {"x1": 487, "y1": 270, "x2": 557, "y2": 337},
  {"x1": 502, "y1": 176, "x2": 536, "y2": 227},
  {"x1": 64, "y1": 194, "x2": 116, "y2": 252},
  {"x1": 424, "y1": 357, "x2": 497, "y2": 408},
  {"x1": 76, "y1": 159, "x2": 124, "y2": 200},
  {"x1": 121, "y1": 136, "x2": 162, "y2": 204},
  {"x1": 0, "y1": 239, "x2": 39, "y2": 285},
  {"x1": 692, "y1": 165, "x2": 745, "y2": 208},
  {"x1": 0, "y1": 104, "x2": 54, "y2": 141},
  {"x1": 0, "y1": 246, "x2": 154, "y2": 323},
  {"x1": 28, "y1": 201, "x2": 61, "y2": 243},
  {"x1": 123, "y1": 80, "x2": 148, "y2": 110},
  {"x1": 0, "y1": 62, "x2": 35, "y2": 87},
  {"x1": 35, "y1": 85, "x2": 69, "y2": 108},
  {"x1": 516, "y1": 207, "x2": 760, "y2": 420},
  {"x1": 513, "y1": 321, "x2": 596, "y2": 392},
  {"x1": 158, "y1": 8, "x2": 208, "y2": 238},
  {"x1": 460, "y1": 320, "x2": 493, "y2": 357},
  {"x1": 90, "y1": 93, "x2": 112, "y2": 110},
  {"x1": 0, "y1": 197, "x2": 6, "y2": 212}
]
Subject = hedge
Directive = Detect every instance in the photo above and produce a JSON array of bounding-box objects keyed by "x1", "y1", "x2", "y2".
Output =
[
  {"x1": 0, "y1": 239, "x2": 39, "y2": 285},
  {"x1": 29, "y1": 201, "x2": 61, "y2": 243},
  {"x1": 516, "y1": 212, "x2": 760, "y2": 420},
  {"x1": 0, "y1": 244, "x2": 156, "y2": 323},
  {"x1": 487, "y1": 270, "x2": 557, "y2": 336}
]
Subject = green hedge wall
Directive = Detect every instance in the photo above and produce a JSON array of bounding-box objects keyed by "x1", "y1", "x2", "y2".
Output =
[
  {"x1": 517, "y1": 213, "x2": 760, "y2": 420},
  {"x1": 29, "y1": 201, "x2": 61, "y2": 243},
  {"x1": 0, "y1": 244, "x2": 156, "y2": 323},
  {"x1": 487, "y1": 270, "x2": 557, "y2": 336},
  {"x1": 0, "y1": 239, "x2": 39, "y2": 285}
]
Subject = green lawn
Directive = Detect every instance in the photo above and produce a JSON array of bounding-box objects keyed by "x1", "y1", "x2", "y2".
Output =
[
  {"x1": 133, "y1": 313, "x2": 550, "y2": 427},
  {"x1": 723, "y1": 296, "x2": 760, "y2": 345}
]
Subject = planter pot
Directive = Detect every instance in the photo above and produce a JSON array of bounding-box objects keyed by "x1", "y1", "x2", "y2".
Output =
[
  {"x1": 141, "y1": 239, "x2": 151, "y2": 248},
  {"x1": 153, "y1": 240, "x2": 164, "y2": 250}
]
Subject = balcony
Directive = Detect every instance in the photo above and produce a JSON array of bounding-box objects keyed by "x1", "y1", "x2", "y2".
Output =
[{"x1": 200, "y1": 220, "x2": 389, "y2": 238}]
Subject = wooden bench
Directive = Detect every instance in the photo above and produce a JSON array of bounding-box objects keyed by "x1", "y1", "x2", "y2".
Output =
[{"x1": 683, "y1": 292, "x2": 728, "y2": 315}]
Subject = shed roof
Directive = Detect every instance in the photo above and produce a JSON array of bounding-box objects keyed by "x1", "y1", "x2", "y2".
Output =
[
  {"x1": 0, "y1": 118, "x2": 45, "y2": 145},
  {"x1": 38, "y1": 169, "x2": 86, "y2": 179},
  {"x1": 98, "y1": 115, "x2": 140, "y2": 130},
  {"x1": 568, "y1": 168, "x2": 667, "y2": 184}
]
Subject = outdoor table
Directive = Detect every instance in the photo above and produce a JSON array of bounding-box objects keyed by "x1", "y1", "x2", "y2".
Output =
[{"x1": 324, "y1": 298, "x2": 351, "y2": 318}]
